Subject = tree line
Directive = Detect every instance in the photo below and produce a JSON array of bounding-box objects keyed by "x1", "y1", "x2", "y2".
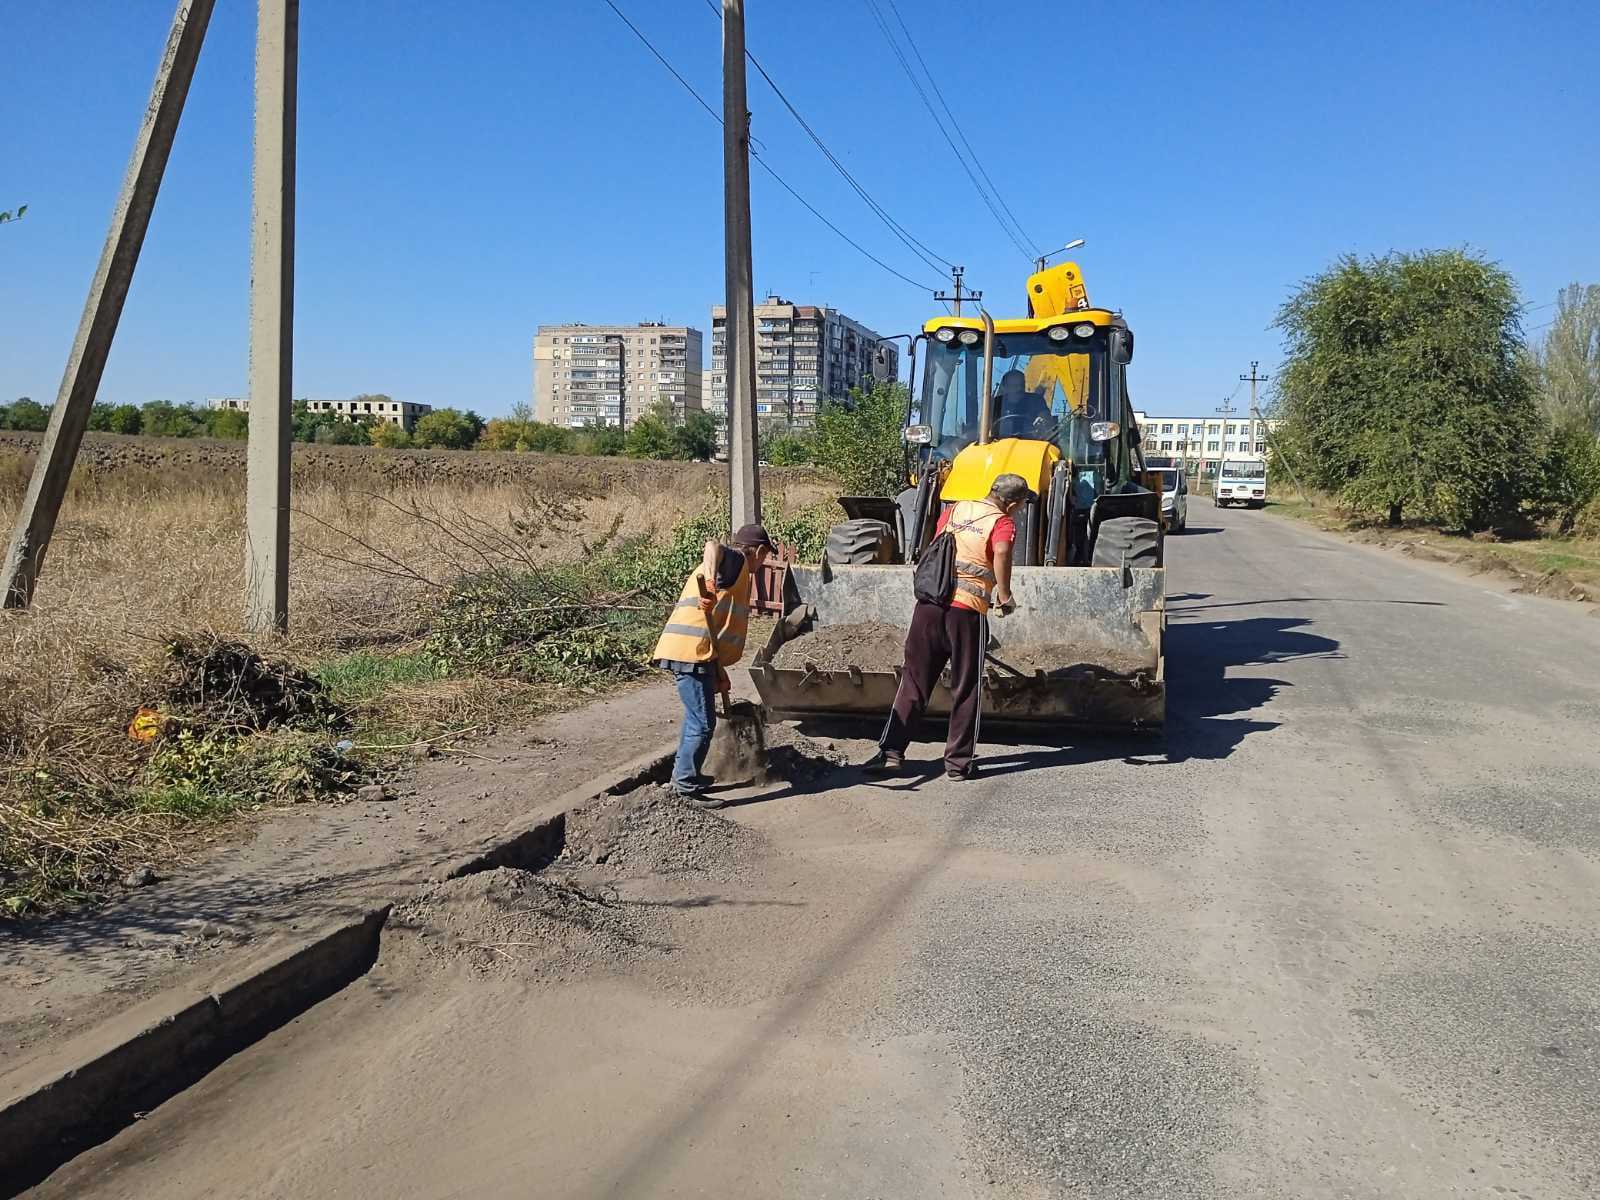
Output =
[
  {"x1": 0, "y1": 394, "x2": 726, "y2": 461},
  {"x1": 1271, "y1": 251, "x2": 1599, "y2": 535}
]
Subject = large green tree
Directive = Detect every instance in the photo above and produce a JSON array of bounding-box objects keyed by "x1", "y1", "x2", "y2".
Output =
[
  {"x1": 623, "y1": 403, "x2": 682, "y2": 459},
  {"x1": 1534, "y1": 283, "x2": 1600, "y2": 436},
  {"x1": 1271, "y1": 250, "x2": 1540, "y2": 529},
  {"x1": 2, "y1": 397, "x2": 49, "y2": 432},
  {"x1": 477, "y1": 401, "x2": 575, "y2": 453},
  {"x1": 413, "y1": 407, "x2": 484, "y2": 450},
  {"x1": 811, "y1": 379, "x2": 910, "y2": 497}
]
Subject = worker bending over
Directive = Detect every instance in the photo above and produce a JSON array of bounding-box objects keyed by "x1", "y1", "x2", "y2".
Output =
[
  {"x1": 868, "y1": 474, "x2": 1028, "y2": 780},
  {"x1": 652, "y1": 523, "x2": 773, "y2": 805}
]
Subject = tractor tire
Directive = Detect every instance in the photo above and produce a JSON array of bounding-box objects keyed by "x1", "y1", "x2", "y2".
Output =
[
  {"x1": 1092, "y1": 516, "x2": 1162, "y2": 569},
  {"x1": 824, "y1": 518, "x2": 895, "y2": 565}
]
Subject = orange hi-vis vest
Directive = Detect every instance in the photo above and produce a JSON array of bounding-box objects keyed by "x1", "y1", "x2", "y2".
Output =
[
  {"x1": 947, "y1": 499, "x2": 1004, "y2": 614},
  {"x1": 651, "y1": 558, "x2": 753, "y2": 666}
]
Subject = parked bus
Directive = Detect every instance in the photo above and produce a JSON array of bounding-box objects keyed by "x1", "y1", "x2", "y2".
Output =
[{"x1": 1214, "y1": 459, "x2": 1267, "y2": 508}]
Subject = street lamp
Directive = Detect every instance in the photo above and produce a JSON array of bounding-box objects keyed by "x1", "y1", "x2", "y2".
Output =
[{"x1": 1034, "y1": 238, "x2": 1086, "y2": 274}]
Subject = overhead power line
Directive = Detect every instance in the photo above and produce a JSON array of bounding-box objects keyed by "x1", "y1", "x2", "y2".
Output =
[
  {"x1": 599, "y1": 0, "x2": 941, "y2": 292},
  {"x1": 699, "y1": 0, "x2": 954, "y2": 280},
  {"x1": 879, "y1": 0, "x2": 1038, "y2": 260},
  {"x1": 862, "y1": 0, "x2": 1037, "y2": 264}
]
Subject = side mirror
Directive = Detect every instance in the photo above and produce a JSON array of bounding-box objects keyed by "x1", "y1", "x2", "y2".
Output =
[{"x1": 1110, "y1": 328, "x2": 1134, "y2": 364}]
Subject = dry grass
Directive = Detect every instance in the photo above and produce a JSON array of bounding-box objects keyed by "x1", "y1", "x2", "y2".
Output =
[{"x1": 0, "y1": 446, "x2": 837, "y2": 910}]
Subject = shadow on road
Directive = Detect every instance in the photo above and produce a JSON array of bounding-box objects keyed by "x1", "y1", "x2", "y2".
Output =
[
  {"x1": 739, "y1": 612, "x2": 1345, "y2": 793},
  {"x1": 1174, "y1": 597, "x2": 1445, "y2": 612}
]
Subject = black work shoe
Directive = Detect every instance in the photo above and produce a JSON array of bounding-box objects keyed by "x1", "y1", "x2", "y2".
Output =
[
  {"x1": 864, "y1": 749, "x2": 904, "y2": 774},
  {"x1": 684, "y1": 792, "x2": 730, "y2": 810},
  {"x1": 945, "y1": 763, "x2": 976, "y2": 781}
]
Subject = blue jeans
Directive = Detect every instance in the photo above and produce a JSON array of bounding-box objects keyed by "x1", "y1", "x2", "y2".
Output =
[{"x1": 671, "y1": 668, "x2": 717, "y2": 791}]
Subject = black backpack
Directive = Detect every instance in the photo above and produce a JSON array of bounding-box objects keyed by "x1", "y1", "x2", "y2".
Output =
[{"x1": 912, "y1": 528, "x2": 957, "y2": 605}]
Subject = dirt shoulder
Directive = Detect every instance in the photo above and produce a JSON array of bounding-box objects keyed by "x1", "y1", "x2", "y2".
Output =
[
  {"x1": 1261, "y1": 498, "x2": 1600, "y2": 609},
  {"x1": 0, "y1": 678, "x2": 693, "y2": 1073}
]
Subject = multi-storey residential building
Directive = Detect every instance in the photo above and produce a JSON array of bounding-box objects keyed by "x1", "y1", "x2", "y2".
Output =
[
  {"x1": 208, "y1": 396, "x2": 432, "y2": 431},
  {"x1": 532, "y1": 323, "x2": 703, "y2": 429},
  {"x1": 707, "y1": 295, "x2": 898, "y2": 434},
  {"x1": 1133, "y1": 410, "x2": 1281, "y2": 473}
]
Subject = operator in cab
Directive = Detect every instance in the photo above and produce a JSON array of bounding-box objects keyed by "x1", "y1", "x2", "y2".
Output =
[
  {"x1": 991, "y1": 369, "x2": 1054, "y2": 439},
  {"x1": 866, "y1": 473, "x2": 1030, "y2": 781}
]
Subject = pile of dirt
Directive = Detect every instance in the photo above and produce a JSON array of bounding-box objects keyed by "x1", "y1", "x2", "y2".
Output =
[
  {"x1": 560, "y1": 785, "x2": 761, "y2": 880},
  {"x1": 763, "y1": 725, "x2": 851, "y2": 783},
  {"x1": 388, "y1": 867, "x2": 655, "y2": 979},
  {"x1": 770, "y1": 621, "x2": 906, "y2": 672},
  {"x1": 988, "y1": 640, "x2": 1157, "y2": 679}
]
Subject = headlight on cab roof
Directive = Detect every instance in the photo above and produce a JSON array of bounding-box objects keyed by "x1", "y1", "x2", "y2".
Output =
[
  {"x1": 957, "y1": 329, "x2": 980, "y2": 345},
  {"x1": 934, "y1": 327, "x2": 956, "y2": 343}
]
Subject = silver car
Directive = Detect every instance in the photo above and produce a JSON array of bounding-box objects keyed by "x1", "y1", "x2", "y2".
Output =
[{"x1": 1151, "y1": 466, "x2": 1188, "y2": 532}]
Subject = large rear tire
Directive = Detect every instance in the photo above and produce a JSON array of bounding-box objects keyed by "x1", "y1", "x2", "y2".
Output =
[
  {"x1": 824, "y1": 518, "x2": 895, "y2": 564},
  {"x1": 1092, "y1": 515, "x2": 1162, "y2": 569}
]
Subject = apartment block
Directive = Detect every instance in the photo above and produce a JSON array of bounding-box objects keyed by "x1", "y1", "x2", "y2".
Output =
[
  {"x1": 532, "y1": 323, "x2": 703, "y2": 429},
  {"x1": 208, "y1": 396, "x2": 432, "y2": 432},
  {"x1": 707, "y1": 295, "x2": 898, "y2": 433}
]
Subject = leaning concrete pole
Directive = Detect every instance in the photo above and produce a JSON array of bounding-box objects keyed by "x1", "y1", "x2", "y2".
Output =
[
  {"x1": 0, "y1": 0, "x2": 215, "y2": 610},
  {"x1": 722, "y1": 0, "x2": 760, "y2": 527},
  {"x1": 245, "y1": 0, "x2": 299, "y2": 633}
]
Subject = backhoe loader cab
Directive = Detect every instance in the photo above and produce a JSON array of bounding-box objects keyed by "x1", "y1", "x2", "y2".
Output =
[{"x1": 896, "y1": 264, "x2": 1156, "y2": 569}]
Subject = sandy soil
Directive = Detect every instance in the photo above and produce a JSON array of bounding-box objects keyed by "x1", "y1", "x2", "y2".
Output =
[
  {"x1": 0, "y1": 681, "x2": 686, "y2": 1071},
  {"x1": 771, "y1": 621, "x2": 908, "y2": 672}
]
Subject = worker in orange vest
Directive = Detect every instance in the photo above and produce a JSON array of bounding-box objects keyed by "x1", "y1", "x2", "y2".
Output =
[
  {"x1": 652, "y1": 523, "x2": 774, "y2": 805},
  {"x1": 867, "y1": 474, "x2": 1028, "y2": 780}
]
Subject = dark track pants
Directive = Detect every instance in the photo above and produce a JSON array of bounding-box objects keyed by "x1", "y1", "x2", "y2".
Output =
[{"x1": 880, "y1": 600, "x2": 986, "y2": 773}]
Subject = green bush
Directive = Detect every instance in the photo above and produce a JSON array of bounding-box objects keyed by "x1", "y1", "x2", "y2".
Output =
[
  {"x1": 811, "y1": 380, "x2": 910, "y2": 497},
  {"x1": 1575, "y1": 493, "x2": 1600, "y2": 541},
  {"x1": 1531, "y1": 421, "x2": 1600, "y2": 533}
]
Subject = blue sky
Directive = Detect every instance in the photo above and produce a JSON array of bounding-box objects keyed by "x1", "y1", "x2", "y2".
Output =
[{"x1": 3, "y1": 1, "x2": 1597, "y2": 419}]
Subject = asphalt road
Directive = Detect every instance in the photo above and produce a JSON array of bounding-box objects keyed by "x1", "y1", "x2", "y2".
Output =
[{"x1": 31, "y1": 504, "x2": 1600, "y2": 1199}]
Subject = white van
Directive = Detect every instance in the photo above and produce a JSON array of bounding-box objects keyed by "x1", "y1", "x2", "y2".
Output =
[{"x1": 1214, "y1": 459, "x2": 1267, "y2": 508}]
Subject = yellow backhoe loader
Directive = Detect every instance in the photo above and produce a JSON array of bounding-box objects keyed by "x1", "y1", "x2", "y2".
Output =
[{"x1": 750, "y1": 262, "x2": 1166, "y2": 733}]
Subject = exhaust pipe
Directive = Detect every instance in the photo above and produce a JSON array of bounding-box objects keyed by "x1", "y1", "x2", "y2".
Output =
[{"x1": 978, "y1": 308, "x2": 995, "y2": 445}]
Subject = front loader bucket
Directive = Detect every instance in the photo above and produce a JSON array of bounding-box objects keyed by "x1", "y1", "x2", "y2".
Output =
[{"x1": 751, "y1": 563, "x2": 1165, "y2": 734}]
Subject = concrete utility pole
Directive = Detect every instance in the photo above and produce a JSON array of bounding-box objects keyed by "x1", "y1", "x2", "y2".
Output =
[
  {"x1": 1, "y1": 0, "x2": 215, "y2": 611},
  {"x1": 1240, "y1": 361, "x2": 1267, "y2": 448},
  {"x1": 245, "y1": 0, "x2": 299, "y2": 632},
  {"x1": 1241, "y1": 359, "x2": 1310, "y2": 503},
  {"x1": 934, "y1": 266, "x2": 980, "y2": 317},
  {"x1": 722, "y1": 0, "x2": 760, "y2": 528}
]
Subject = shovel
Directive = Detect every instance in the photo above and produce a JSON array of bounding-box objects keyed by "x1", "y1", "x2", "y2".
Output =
[{"x1": 697, "y1": 574, "x2": 769, "y2": 785}]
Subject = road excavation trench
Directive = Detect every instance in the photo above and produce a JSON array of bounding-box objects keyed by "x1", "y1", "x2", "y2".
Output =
[{"x1": 381, "y1": 727, "x2": 846, "y2": 986}]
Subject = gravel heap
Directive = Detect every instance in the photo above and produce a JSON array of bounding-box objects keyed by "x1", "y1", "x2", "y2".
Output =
[
  {"x1": 560, "y1": 785, "x2": 761, "y2": 880},
  {"x1": 389, "y1": 867, "x2": 653, "y2": 980},
  {"x1": 770, "y1": 622, "x2": 906, "y2": 672}
]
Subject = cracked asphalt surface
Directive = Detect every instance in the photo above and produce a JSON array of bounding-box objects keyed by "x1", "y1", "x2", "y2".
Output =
[{"x1": 27, "y1": 503, "x2": 1600, "y2": 1199}]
